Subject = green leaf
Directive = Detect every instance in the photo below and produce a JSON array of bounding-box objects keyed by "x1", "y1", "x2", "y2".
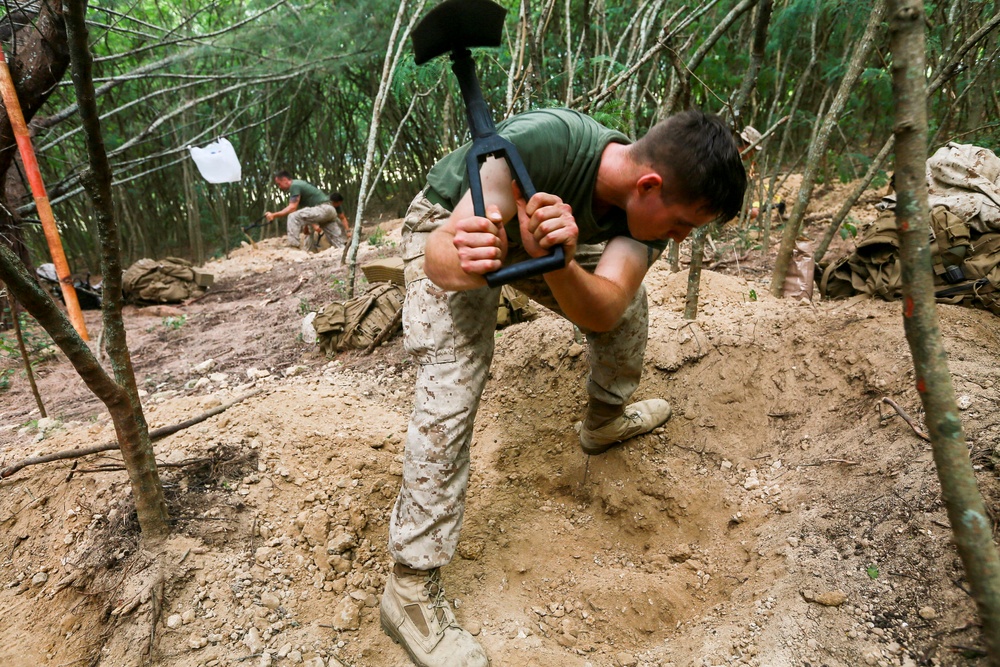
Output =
[{"x1": 866, "y1": 565, "x2": 879, "y2": 579}]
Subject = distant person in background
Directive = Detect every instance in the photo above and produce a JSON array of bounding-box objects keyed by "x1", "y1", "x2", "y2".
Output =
[
  {"x1": 738, "y1": 126, "x2": 762, "y2": 179},
  {"x1": 329, "y1": 191, "x2": 352, "y2": 245},
  {"x1": 265, "y1": 171, "x2": 345, "y2": 249}
]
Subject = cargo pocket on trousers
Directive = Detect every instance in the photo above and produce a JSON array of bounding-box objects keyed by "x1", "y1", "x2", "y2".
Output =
[{"x1": 403, "y1": 277, "x2": 456, "y2": 365}]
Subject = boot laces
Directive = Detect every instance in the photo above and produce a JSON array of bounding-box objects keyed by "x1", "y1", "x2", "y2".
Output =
[
  {"x1": 424, "y1": 569, "x2": 457, "y2": 628},
  {"x1": 622, "y1": 408, "x2": 643, "y2": 424}
]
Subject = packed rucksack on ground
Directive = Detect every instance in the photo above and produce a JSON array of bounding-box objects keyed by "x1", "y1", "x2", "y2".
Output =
[
  {"x1": 817, "y1": 143, "x2": 1000, "y2": 314},
  {"x1": 122, "y1": 257, "x2": 214, "y2": 304}
]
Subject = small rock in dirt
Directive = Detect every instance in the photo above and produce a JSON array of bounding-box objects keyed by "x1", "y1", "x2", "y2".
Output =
[
  {"x1": 567, "y1": 343, "x2": 585, "y2": 358},
  {"x1": 465, "y1": 620, "x2": 482, "y2": 636},
  {"x1": 669, "y1": 545, "x2": 693, "y2": 562},
  {"x1": 258, "y1": 652, "x2": 273, "y2": 667},
  {"x1": 166, "y1": 614, "x2": 182, "y2": 629},
  {"x1": 247, "y1": 367, "x2": 271, "y2": 380},
  {"x1": 956, "y1": 394, "x2": 972, "y2": 410},
  {"x1": 326, "y1": 530, "x2": 356, "y2": 555},
  {"x1": 613, "y1": 652, "x2": 638, "y2": 667},
  {"x1": 188, "y1": 633, "x2": 207, "y2": 649},
  {"x1": 814, "y1": 590, "x2": 847, "y2": 607},
  {"x1": 288, "y1": 650, "x2": 303, "y2": 663},
  {"x1": 181, "y1": 609, "x2": 196, "y2": 624},
  {"x1": 330, "y1": 597, "x2": 361, "y2": 630},
  {"x1": 192, "y1": 359, "x2": 216, "y2": 374},
  {"x1": 743, "y1": 471, "x2": 760, "y2": 490},
  {"x1": 801, "y1": 589, "x2": 816, "y2": 602},
  {"x1": 302, "y1": 512, "x2": 330, "y2": 547},
  {"x1": 31, "y1": 572, "x2": 48, "y2": 586},
  {"x1": 36, "y1": 418, "x2": 61, "y2": 434},
  {"x1": 260, "y1": 592, "x2": 281, "y2": 610},
  {"x1": 243, "y1": 627, "x2": 264, "y2": 653},
  {"x1": 918, "y1": 606, "x2": 937, "y2": 620}
]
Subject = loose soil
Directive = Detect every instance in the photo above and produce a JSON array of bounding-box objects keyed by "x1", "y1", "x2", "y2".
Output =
[{"x1": 1, "y1": 182, "x2": 997, "y2": 667}]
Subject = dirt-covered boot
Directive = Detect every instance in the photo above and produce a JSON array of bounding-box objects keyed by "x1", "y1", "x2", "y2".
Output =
[
  {"x1": 380, "y1": 564, "x2": 489, "y2": 667},
  {"x1": 577, "y1": 398, "x2": 672, "y2": 455}
]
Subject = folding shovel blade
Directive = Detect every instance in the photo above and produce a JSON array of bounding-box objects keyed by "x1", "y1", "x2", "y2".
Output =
[{"x1": 411, "y1": 0, "x2": 507, "y2": 65}]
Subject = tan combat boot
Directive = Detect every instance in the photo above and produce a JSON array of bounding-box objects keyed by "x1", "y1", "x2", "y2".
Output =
[
  {"x1": 577, "y1": 398, "x2": 672, "y2": 455},
  {"x1": 380, "y1": 564, "x2": 489, "y2": 667}
]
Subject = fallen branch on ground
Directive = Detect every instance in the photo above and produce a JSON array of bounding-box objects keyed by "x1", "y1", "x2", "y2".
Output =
[
  {"x1": 0, "y1": 388, "x2": 263, "y2": 479},
  {"x1": 878, "y1": 396, "x2": 931, "y2": 441}
]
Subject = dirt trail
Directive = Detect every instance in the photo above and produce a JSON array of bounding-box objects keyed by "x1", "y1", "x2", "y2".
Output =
[{"x1": 0, "y1": 206, "x2": 997, "y2": 667}]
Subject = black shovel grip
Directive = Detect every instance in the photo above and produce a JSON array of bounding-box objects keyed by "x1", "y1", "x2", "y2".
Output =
[
  {"x1": 461, "y1": 133, "x2": 567, "y2": 288},
  {"x1": 441, "y1": 46, "x2": 566, "y2": 288}
]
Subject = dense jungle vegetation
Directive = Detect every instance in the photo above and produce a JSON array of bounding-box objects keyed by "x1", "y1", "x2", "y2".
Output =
[{"x1": 3, "y1": 0, "x2": 999, "y2": 272}]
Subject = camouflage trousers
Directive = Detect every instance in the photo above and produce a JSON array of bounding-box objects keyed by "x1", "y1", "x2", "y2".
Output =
[
  {"x1": 287, "y1": 202, "x2": 344, "y2": 247},
  {"x1": 388, "y1": 191, "x2": 648, "y2": 570}
]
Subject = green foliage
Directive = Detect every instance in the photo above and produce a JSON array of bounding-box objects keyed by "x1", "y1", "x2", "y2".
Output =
[
  {"x1": 0, "y1": 368, "x2": 13, "y2": 392},
  {"x1": 162, "y1": 315, "x2": 187, "y2": 331},
  {"x1": 298, "y1": 298, "x2": 311, "y2": 316},
  {"x1": 840, "y1": 218, "x2": 859, "y2": 240},
  {"x1": 0, "y1": 312, "x2": 56, "y2": 361},
  {"x1": 869, "y1": 170, "x2": 890, "y2": 190},
  {"x1": 866, "y1": 564, "x2": 879, "y2": 579},
  {"x1": 589, "y1": 100, "x2": 632, "y2": 135},
  {"x1": 367, "y1": 225, "x2": 394, "y2": 248}
]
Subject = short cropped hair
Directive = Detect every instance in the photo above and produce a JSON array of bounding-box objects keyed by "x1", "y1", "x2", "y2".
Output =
[
  {"x1": 273, "y1": 169, "x2": 293, "y2": 180},
  {"x1": 330, "y1": 191, "x2": 344, "y2": 203},
  {"x1": 631, "y1": 110, "x2": 746, "y2": 221}
]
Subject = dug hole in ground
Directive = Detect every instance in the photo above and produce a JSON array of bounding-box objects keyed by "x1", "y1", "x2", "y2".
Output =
[{"x1": 0, "y1": 197, "x2": 998, "y2": 667}]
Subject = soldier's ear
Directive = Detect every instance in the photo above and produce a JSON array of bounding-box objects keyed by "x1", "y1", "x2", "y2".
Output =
[{"x1": 636, "y1": 173, "x2": 662, "y2": 194}]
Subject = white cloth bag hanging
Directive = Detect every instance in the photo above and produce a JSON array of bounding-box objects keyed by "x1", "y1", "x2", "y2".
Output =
[{"x1": 188, "y1": 137, "x2": 242, "y2": 183}]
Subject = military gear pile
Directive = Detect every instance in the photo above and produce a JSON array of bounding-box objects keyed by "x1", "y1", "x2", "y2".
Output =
[
  {"x1": 122, "y1": 257, "x2": 212, "y2": 304},
  {"x1": 819, "y1": 143, "x2": 1000, "y2": 314},
  {"x1": 313, "y1": 282, "x2": 405, "y2": 355},
  {"x1": 496, "y1": 285, "x2": 538, "y2": 328}
]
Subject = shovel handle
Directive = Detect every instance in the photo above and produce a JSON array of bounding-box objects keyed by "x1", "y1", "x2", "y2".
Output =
[{"x1": 462, "y1": 135, "x2": 567, "y2": 288}]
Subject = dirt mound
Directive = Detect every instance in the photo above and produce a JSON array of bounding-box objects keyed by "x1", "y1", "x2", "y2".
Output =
[{"x1": 1, "y1": 213, "x2": 997, "y2": 667}]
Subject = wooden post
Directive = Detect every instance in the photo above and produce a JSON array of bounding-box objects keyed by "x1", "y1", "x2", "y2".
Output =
[{"x1": 0, "y1": 45, "x2": 89, "y2": 340}]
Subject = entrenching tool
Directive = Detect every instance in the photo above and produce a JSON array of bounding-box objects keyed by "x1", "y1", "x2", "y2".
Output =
[{"x1": 411, "y1": 0, "x2": 565, "y2": 288}]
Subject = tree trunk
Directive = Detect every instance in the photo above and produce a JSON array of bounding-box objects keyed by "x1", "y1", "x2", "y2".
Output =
[
  {"x1": 729, "y1": 0, "x2": 773, "y2": 124},
  {"x1": 6, "y1": 290, "x2": 46, "y2": 417},
  {"x1": 888, "y1": 0, "x2": 1000, "y2": 659},
  {"x1": 64, "y1": 0, "x2": 170, "y2": 542},
  {"x1": 683, "y1": 225, "x2": 710, "y2": 320},
  {"x1": 771, "y1": 0, "x2": 887, "y2": 296},
  {"x1": 0, "y1": 1, "x2": 71, "y2": 266},
  {"x1": 346, "y1": 0, "x2": 425, "y2": 297},
  {"x1": 814, "y1": 135, "x2": 894, "y2": 263}
]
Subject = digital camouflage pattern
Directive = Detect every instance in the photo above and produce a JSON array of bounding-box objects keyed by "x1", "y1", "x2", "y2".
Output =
[
  {"x1": 287, "y1": 202, "x2": 343, "y2": 248},
  {"x1": 388, "y1": 192, "x2": 649, "y2": 570}
]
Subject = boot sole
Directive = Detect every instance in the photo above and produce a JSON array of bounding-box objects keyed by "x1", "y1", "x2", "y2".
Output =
[
  {"x1": 380, "y1": 607, "x2": 491, "y2": 667},
  {"x1": 381, "y1": 608, "x2": 430, "y2": 667}
]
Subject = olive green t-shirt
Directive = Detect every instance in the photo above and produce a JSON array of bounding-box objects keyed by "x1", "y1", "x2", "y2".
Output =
[
  {"x1": 425, "y1": 108, "x2": 667, "y2": 252},
  {"x1": 289, "y1": 180, "x2": 329, "y2": 209}
]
